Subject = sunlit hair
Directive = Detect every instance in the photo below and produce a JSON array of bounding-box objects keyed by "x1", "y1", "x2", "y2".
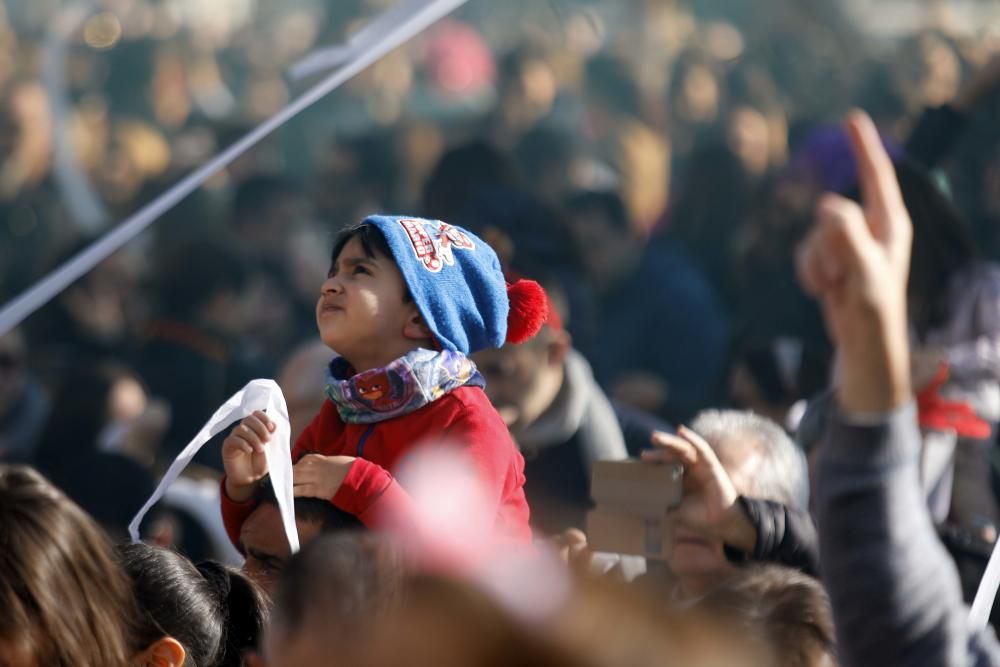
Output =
[
  {"x1": 694, "y1": 565, "x2": 837, "y2": 667},
  {"x1": 691, "y1": 409, "x2": 810, "y2": 510},
  {"x1": 0, "y1": 464, "x2": 140, "y2": 667}
]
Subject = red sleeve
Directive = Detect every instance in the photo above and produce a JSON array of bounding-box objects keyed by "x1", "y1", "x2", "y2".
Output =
[
  {"x1": 290, "y1": 401, "x2": 333, "y2": 462},
  {"x1": 439, "y1": 400, "x2": 531, "y2": 543},
  {"x1": 220, "y1": 480, "x2": 258, "y2": 550},
  {"x1": 332, "y1": 458, "x2": 406, "y2": 525},
  {"x1": 220, "y1": 408, "x2": 323, "y2": 549}
]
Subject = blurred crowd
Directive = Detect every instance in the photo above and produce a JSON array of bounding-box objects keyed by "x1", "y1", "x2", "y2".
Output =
[{"x1": 5, "y1": 0, "x2": 1000, "y2": 665}]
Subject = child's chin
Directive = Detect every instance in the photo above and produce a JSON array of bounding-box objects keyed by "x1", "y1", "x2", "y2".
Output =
[{"x1": 317, "y1": 329, "x2": 343, "y2": 351}]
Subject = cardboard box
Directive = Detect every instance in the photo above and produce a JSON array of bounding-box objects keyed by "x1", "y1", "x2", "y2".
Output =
[
  {"x1": 586, "y1": 507, "x2": 672, "y2": 560},
  {"x1": 586, "y1": 459, "x2": 683, "y2": 559},
  {"x1": 590, "y1": 459, "x2": 683, "y2": 517}
]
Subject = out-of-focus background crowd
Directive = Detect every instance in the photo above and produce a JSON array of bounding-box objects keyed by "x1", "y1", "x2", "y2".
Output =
[
  {"x1": 9, "y1": 2, "x2": 1000, "y2": 666},
  {"x1": 3, "y1": 0, "x2": 1000, "y2": 569}
]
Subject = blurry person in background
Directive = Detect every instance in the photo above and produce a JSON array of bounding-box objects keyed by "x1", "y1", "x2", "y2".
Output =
[
  {"x1": 137, "y1": 240, "x2": 255, "y2": 471},
  {"x1": 313, "y1": 130, "x2": 402, "y2": 226},
  {"x1": 393, "y1": 121, "x2": 445, "y2": 213},
  {"x1": 486, "y1": 44, "x2": 559, "y2": 149},
  {"x1": 642, "y1": 410, "x2": 816, "y2": 600},
  {"x1": 28, "y1": 240, "x2": 145, "y2": 380},
  {"x1": 730, "y1": 171, "x2": 834, "y2": 429},
  {"x1": 513, "y1": 125, "x2": 582, "y2": 210},
  {"x1": 0, "y1": 328, "x2": 49, "y2": 462},
  {"x1": 0, "y1": 464, "x2": 142, "y2": 667},
  {"x1": 34, "y1": 360, "x2": 165, "y2": 471},
  {"x1": 473, "y1": 283, "x2": 628, "y2": 534},
  {"x1": 659, "y1": 143, "x2": 755, "y2": 307},
  {"x1": 264, "y1": 533, "x2": 407, "y2": 667},
  {"x1": 231, "y1": 174, "x2": 307, "y2": 262},
  {"x1": 583, "y1": 53, "x2": 669, "y2": 235},
  {"x1": 665, "y1": 48, "x2": 724, "y2": 167},
  {"x1": 240, "y1": 260, "x2": 315, "y2": 378},
  {"x1": 892, "y1": 31, "x2": 963, "y2": 128},
  {"x1": 567, "y1": 189, "x2": 729, "y2": 424},
  {"x1": 422, "y1": 140, "x2": 519, "y2": 224},
  {"x1": 230, "y1": 175, "x2": 338, "y2": 359},
  {"x1": 723, "y1": 64, "x2": 789, "y2": 178},
  {"x1": 32, "y1": 360, "x2": 168, "y2": 541},
  {"x1": 693, "y1": 564, "x2": 837, "y2": 667}
]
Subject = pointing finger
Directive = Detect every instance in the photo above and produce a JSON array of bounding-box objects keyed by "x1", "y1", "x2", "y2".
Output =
[{"x1": 845, "y1": 110, "x2": 908, "y2": 246}]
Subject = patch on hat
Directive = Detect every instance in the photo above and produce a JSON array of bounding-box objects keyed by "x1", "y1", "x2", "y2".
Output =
[{"x1": 399, "y1": 218, "x2": 476, "y2": 272}]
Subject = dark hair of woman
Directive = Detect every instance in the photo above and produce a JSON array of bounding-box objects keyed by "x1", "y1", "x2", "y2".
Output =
[
  {"x1": 116, "y1": 542, "x2": 270, "y2": 667},
  {"x1": 847, "y1": 159, "x2": 977, "y2": 337},
  {"x1": 0, "y1": 464, "x2": 141, "y2": 667}
]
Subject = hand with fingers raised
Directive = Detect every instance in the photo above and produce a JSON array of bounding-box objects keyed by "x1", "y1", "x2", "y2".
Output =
[
  {"x1": 795, "y1": 111, "x2": 913, "y2": 415},
  {"x1": 642, "y1": 426, "x2": 757, "y2": 554},
  {"x1": 222, "y1": 410, "x2": 276, "y2": 503}
]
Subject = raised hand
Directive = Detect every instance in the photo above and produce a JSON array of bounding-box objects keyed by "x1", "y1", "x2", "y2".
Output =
[
  {"x1": 222, "y1": 410, "x2": 275, "y2": 502},
  {"x1": 796, "y1": 110, "x2": 913, "y2": 414},
  {"x1": 642, "y1": 426, "x2": 756, "y2": 552}
]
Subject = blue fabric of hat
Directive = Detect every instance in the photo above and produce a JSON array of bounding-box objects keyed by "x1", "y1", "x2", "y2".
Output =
[{"x1": 362, "y1": 215, "x2": 508, "y2": 355}]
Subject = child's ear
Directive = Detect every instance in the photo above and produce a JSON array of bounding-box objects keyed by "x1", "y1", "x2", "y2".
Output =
[
  {"x1": 402, "y1": 307, "x2": 434, "y2": 341},
  {"x1": 135, "y1": 636, "x2": 186, "y2": 667}
]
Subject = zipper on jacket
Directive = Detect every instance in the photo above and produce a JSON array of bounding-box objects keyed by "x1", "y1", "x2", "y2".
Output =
[{"x1": 356, "y1": 424, "x2": 375, "y2": 458}]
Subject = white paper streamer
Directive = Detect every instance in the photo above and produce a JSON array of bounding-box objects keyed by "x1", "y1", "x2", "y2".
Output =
[
  {"x1": 128, "y1": 379, "x2": 299, "y2": 554},
  {"x1": 289, "y1": 0, "x2": 460, "y2": 80},
  {"x1": 971, "y1": 535, "x2": 1000, "y2": 628},
  {"x1": 0, "y1": 0, "x2": 469, "y2": 336}
]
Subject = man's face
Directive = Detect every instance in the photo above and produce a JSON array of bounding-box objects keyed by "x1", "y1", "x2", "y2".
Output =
[
  {"x1": 472, "y1": 341, "x2": 548, "y2": 430},
  {"x1": 240, "y1": 504, "x2": 323, "y2": 595},
  {"x1": 667, "y1": 445, "x2": 759, "y2": 595},
  {"x1": 316, "y1": 236, "x2": 417, "y2": 369}
]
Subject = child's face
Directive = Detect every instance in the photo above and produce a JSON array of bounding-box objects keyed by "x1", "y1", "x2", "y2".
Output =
[{"x1": 316, "y1": 236, "x2": 422, "y2": 370}]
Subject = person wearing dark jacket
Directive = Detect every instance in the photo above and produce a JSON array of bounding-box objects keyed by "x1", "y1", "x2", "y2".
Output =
[
  {"x1": 799, "y1": 110, "x2": 1000, "y2": 666},
  {"x1": 566, "y1": 190, "x2": 730, "y2": 425}
]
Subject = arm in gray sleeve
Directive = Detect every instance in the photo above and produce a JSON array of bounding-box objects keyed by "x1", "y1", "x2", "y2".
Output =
[{"x1": 817, "y1": 402, "x2": 1000, "y2": 667}]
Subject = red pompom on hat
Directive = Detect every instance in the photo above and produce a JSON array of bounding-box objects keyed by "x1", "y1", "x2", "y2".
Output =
[{"x1": 506, "y1": 279, "x2": 548, "y2": 344}]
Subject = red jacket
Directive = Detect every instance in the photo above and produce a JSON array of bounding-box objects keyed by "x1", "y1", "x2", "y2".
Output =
[{"x1": 221, "y1": 386, "x2": 532, "y2": 546}]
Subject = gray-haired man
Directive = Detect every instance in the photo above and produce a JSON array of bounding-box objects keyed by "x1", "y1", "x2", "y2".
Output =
[{"x1": 643, "y1": 409, "x2": 817, "y2": 598}]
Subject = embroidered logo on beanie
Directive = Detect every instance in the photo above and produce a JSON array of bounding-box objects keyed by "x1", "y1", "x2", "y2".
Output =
[{"x1": 399, "y1": 218, "x2": 476, "y2": 272}]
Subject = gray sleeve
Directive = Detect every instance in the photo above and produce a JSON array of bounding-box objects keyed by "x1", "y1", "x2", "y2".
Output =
[{"x1": 817, "y1": 402, "x2": 1000, "y2": 667}]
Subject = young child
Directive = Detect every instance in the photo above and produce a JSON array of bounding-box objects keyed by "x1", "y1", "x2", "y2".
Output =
[{"x1": 220, "y1": 216, "x2": 546, "y2": 547}]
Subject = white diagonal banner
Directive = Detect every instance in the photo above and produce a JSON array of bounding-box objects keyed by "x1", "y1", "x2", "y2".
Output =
[{"x1": 0, "y1": 0, "x2": 468, "y2": 336}]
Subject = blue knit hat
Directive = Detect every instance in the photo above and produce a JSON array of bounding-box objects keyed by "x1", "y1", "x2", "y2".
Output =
[{"x1": 361, "y1": 215, "x2": 546, "y2": 355}]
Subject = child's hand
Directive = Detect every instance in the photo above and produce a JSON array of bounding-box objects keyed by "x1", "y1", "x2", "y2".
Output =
[
  {"x1": 222, "y1": 410, "x2": 275, "y2": 503},
  {"x1": 293, "y1": 454, "x2": 356, "y2": 500}
]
